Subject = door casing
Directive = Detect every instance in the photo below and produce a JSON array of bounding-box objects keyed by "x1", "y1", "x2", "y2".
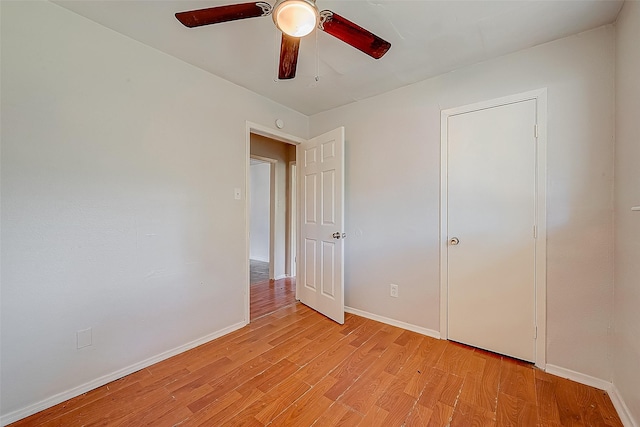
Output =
[
  {"x1": 250, "y1": 155, "x2": 276, "y2": 279},
  {"x1": 439, "y1": 89, "x2": 548, "y2": 369},
  {"x1": 245, "y1": 122, "x2": 305, "y2": 323},
  {"x1": 288, "y1": 161, "x2": 297, "y2": 277}
]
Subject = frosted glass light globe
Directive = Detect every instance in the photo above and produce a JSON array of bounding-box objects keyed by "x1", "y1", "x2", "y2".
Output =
[{"x1": 273, "y1": 0, "x2": 319, "y2": 37}]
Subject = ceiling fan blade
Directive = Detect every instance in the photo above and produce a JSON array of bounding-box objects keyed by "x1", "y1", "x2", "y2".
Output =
[
  {"x1": 175, "y1": 2, "x2": 272, "y2": 28},
  {"x1": 319, "y1": 10, "x2": 391, "y2": 59},
  {"x1": 278, "y1": 34, "x2": 300, "y2": 80}
]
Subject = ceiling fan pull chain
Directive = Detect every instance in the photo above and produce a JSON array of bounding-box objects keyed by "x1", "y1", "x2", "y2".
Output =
[{"x1": 315, "y1": 28, "x2": 320, "y2": 82}]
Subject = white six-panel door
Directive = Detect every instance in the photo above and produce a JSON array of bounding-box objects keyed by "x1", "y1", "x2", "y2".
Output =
[
  {"x1": 447, "y1": 99, "x2": 537, "y2": 362},
  {"x1": 297, "y1": 127, "x2": 345, "y2": 324}
]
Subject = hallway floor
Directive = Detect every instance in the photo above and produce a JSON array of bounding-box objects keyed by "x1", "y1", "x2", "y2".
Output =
[{"x1": 250, "y1": 277, "x2": 296, "y2": 321}]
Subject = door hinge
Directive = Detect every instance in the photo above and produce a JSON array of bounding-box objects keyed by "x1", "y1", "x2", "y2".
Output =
[
  {"x1": 534, "y1": 326, "x2": 538, "y2": 339},
  {"x1": 533, "y1": 225, "x2": 537, "y2": 239},
  {"x1": 534, "y1": 124, "x2": 539, "y2": 138}
]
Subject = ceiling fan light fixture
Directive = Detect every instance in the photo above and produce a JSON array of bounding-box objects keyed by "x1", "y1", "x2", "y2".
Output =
[{"x1": 272, "y1": 0, "x2": 319, "y2": 38}]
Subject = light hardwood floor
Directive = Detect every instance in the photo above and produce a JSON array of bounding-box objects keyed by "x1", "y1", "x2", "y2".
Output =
[
  {"x1": 10, "y1": 302, "x2": 622, "y2": 426},
  {"x1": 251, "y1": 277, "x2": 296, "y2": 321}
]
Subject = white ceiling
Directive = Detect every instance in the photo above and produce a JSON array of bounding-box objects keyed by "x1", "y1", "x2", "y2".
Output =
[{"x1": 53, "y1": 0, "x2": 623, "y2": 116}]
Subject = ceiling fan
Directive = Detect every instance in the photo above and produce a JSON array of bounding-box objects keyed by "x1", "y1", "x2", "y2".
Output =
[{"x1": 175, "y1": 0, "x2": 391, "y2": 80}]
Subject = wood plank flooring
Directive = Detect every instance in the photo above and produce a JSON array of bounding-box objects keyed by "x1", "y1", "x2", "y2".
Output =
[
  {"x1": 250, "y1": 277, "x2": 296, "y2": 321},
  {"x1": 10, "y1": 303, "x2": 622, "y2": 426}
]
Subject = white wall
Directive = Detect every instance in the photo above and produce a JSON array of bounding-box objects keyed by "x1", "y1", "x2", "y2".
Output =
[
  {"x1": 250, "y1": 162, "x2": 271, "y2": 262},
  {"x1": 613, "y1": 1, "x2": 640, "y2": 425},
  {"x1": 0, "y1": 1, "x2": 308, "y2": 421},
  {"x1": 0, "y1": 0, "x2": 627, "y2": 422},
  {"x1": 310, "y1": 25, "x2": 615, "y2": 381}
]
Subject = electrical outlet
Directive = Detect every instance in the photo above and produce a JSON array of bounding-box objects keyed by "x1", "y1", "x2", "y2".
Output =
[{"x1": 390, "y1": 284, "x2": 399, "y2": 298}]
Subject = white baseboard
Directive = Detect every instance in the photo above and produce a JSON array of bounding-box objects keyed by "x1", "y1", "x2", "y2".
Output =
[
  {"x1": 345, "y1": 306, "x2": 440, "y2": 339},
  {"x1": 544, "y1": 364, "x2": 611, "y2": 390},
  {"x1": 608, "y1": 384, "x2": 639, "y2": 427},
  {"x1": 0, "y1": 321, "x2": 247, "y2": 426},
  {"x1": 274, "y1": 274, "x2": 288, "y2": 280}
]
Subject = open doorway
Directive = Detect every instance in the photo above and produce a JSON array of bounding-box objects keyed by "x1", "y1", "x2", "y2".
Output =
[
  {"x1": 249, "y1": 133, "x2": 297, "y2": 320},
  {"x1": 249, "y1": 158, "x2": 272, "y2": 283},
  {"x1": 246, "y1": 123, "x2": 347, "y2": 324}
]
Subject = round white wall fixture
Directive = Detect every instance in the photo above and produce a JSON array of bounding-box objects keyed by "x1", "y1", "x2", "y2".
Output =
[{"x1": 275, "y1": 119, "x2": 285, "y2": 129}]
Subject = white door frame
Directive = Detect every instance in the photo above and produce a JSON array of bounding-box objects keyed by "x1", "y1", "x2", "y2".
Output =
[
  {"x1": 250, "y1": 155, "x2": 277, "y2": 280},
  {"x1": 245, "y1": 122, "x2": 306, "y2": 324},
  {"x1": 439, "y1": 89, "x2": 548, "y2": 368},
  {"x1": 288, "y1": 161, "x2": 297, "y2": 277}
]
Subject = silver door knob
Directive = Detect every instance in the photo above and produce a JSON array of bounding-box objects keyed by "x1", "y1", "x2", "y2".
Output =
[
  {"x1": 332, "y1": 232, "x2": 347, "y2": 239},
  {"x1": 449, "y1": 237, "x2": 460, "y2": 245}
]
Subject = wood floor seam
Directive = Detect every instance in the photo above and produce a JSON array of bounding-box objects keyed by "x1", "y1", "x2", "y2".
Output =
[{"x1": 8, "y1": 289, "x2": 624, "y2": 427}]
